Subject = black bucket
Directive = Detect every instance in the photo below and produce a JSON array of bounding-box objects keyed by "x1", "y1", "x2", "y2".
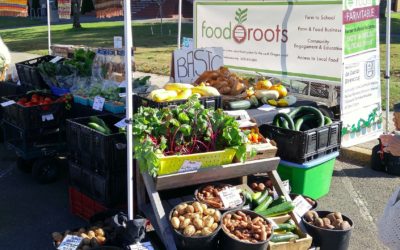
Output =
[
  {"x1": 385, "y1": 153, "x2": 400, "y2": 176},
  {"x1": 169, "y1": 201, "x2": 222, "y2": 250},
  {"x1": 302, "y1": 211, "x2": 354, "y2": 250},
  {"x1": 290, "y1": 193, "x2": 318, "y2": 210},
  {"x1": 219, "y1": 210, "x2": 272, "y2": 250},
  {"x1": 194, "y1": 183, "x2": 246, "y2": 213}
]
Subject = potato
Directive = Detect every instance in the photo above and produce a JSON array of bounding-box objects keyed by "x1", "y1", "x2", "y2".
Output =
[
  {"x1": 183, "y1": 225, "x2": 196, "y2": 236},
  {"x1": 193, "y1": 218, "x2": 204, "y2": 230},
  {"x1": 213, "y1": 210, "x2": 221, "y2": 222},
  {"x1": 51, "y1": 232, "x2": 63, "y2": 242},
  {"x1": 326, "y1": 213, "x2": 337, "y2": 223},
  {"x1": 201, "y1": 227, "x2": 213, "y2": 236},
  {"x1": 205, "y1": 208, "x2": 216, "y2": 216},
  {"x1": 322, "y1": 218, "x2": 331, "y2": 226},
  {"x1": 87, "y1": 230, "x2": 96, "y2": 239},
  {"x1": 171, "y1": 217, "x2": 180, "y2": 229},
  {"x1": 180, "y1": 218, "x2": 191, "y2": 229},
  {"x1": 201, "y1": 203, "x2": 208, "y2": 212},
  {"x1": 172, "y1": 210, "x2": 179, "y2": 217},
  {"x1": 80, "y1": 233, "x2": 89, "y2": 239},
  {"x1": 339, "y1": 221, "x2": 351, "y2": 230},
  {"x1": 191, "y1": 213, "x2": 201, "y2": 221},
  {"x1": 97, "y1": 236, "x2": 106, "y2": 244},
  {"x1": 204, "y1": 216, "x2": 215, "y2": 228},
  {"x1": 195, "y1": 230, "x2": 203, "y2": 236},
  {"x1": 211, "y1": 223, "x2": 219, "y2": 231},
  {"x1": 314, "y1": 218, "x2": 324, "y2": 228},
  {"x1": 186, "y1": 205, "x2": 195, "y2": 214},
  {"x1": 192, "y1": 202, "x2": 202, "y2": 212},
  {"x1": 334, "y1": 212, "x2": 343, "y2": 221},
  {"x1": 325, "y1": 224, "x2": 335, "y2": 230},
  {"x1": 179, "y1": 216, "x2": 185, "y2": 222},
  {"x1": 95, "y1": 228, "x2": 104, "y2": 237},
  {"x1": 177, "y1": 204, "x2": 188, "y2": 215},
  {"x1": 304, "y1": 211, "x2": 318, "y2": 222},
  {"x1": 333, "y1": 219, "x2": 344, "y2": 229}
]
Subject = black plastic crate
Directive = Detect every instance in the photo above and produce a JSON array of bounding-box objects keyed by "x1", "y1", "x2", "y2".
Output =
[
  {"x1": 1, "y1": 93, "x2": 67, "y2": 130},
  {"x1": 68, "y1": 161, "x2": 127, "y2": 206},
  {"x1": 15, "y1": 55, "x2": 58, "y2": 89},
  {"x1": 133, "y1": 93, "x2": 222, "y2": 113},
  {"x1": 259, "y1": 121, "x2": 342, "y2": 163},
  {"x1": 66, "y1": 114, "x2": 126, "y2": 176}
]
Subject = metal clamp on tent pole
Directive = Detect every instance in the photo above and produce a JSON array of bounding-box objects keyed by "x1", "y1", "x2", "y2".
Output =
[{"x1": 384, "y1": 75, "x2": 391, "y2": 79}]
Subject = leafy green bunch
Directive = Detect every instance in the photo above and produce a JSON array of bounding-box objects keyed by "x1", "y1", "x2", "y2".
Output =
[
  {"x1": 64, "y1": 49, "x2": 96, "y2": 77},
  {"x1": 132, "y1": 95, "x2": 248, "y2": 176}
]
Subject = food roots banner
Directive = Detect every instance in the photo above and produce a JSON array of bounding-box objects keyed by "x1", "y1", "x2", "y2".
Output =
[
  {"x1": 194, "y1": 1, "x2": 343, "y2": 82},
  {"x1": 340, "y1": 0, "x2": 382, "y2": 147}
]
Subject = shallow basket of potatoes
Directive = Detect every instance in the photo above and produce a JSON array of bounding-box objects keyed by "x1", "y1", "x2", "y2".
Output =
[
  {"x1": 169, "y1": 201, "x2": 222, "y2": 250},
  {"x1": 52, "y1": 226, "x2": 110, "y2": 250}
]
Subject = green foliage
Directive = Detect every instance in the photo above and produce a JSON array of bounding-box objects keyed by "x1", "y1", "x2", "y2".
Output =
[{"x1": 132, "y1": 96, "x2": 249, "y2": 176}]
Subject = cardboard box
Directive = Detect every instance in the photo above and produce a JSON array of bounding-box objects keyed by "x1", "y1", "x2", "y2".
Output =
[{"x1": 268, "y1": 227, "x2": 313, "y2": 250}]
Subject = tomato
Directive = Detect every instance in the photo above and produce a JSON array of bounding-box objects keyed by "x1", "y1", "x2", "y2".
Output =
[
  {"x1": 24, "y1": 102, "x2": 33, "y2": 107},
  {"x1": 44, "y1": 97, "x2": 52, "y2": 103}
]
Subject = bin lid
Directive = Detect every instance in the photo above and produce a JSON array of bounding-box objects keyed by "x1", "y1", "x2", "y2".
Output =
[{"x1": 280, "y1": 152, "x2": 339, "y2": 169}]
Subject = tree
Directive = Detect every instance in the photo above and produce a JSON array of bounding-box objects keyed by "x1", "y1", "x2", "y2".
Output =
[
  {"x1": 154, "y1": 0, "x2": 166, "y2": 35},
  {"x1": 72, "y1": 0, "x2": 82, "y2": 28}
]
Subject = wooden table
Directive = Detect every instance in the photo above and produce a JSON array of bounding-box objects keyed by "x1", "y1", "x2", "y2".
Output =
[{"x1": 135, "y1": 157, "x2": 293, "y2": 250}]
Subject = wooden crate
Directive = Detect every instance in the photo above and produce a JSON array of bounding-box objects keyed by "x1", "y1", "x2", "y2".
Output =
[{"x1": 268, "y1": 227, "x2": 313, "y2": 250}]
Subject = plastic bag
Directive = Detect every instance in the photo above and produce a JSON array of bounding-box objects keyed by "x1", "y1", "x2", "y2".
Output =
[{"x1": 378, "y1": 187, "x2": 400, "y2": 249}]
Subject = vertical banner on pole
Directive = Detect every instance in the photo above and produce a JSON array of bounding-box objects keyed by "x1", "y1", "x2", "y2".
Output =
[{"x1": 340, "y1": 0, "x2": 382, "y2": 147}]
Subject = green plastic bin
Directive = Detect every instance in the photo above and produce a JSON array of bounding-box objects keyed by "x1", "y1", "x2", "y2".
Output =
[{"x1": 277, "y1": 152, "x2": 339, "y2": 199}]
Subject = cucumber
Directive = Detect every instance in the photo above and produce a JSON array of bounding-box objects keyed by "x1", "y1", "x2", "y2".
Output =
[
  {"x1": 228, "y1": 100, "x2": 251, "y2": 110},
  {"x1": 294, "y1": 114, "x2": 317, "y2": 131},
  {"x1": 270, "y1": 196, "x2": 286, "y2": 207},
  {"x1": 273, "y1": 113, "x2": 295, "y2": 130},
  {"x1": 324, "y1": 116, "x2": 332, "y2": 125},
  {"x1": 88, "y1": 122, "x2": 109, "y2": 134},
  {"x1": 242, "y1": 190, "x2": 253, "y2": 205},
  {"x1": 252, "y1": 192, "x2": 262, "y2": 201},
  {"x1": 89, "y1": 116, "x2": 111, "y2": 134},
  {"x1": 275, "y1": 223, "x2": 296, "y2": 232},
  {"x1": 270, "y1": 232, "x2": 299, "y2": 243},
  {"x1": 249, "y1": 95, "x2": 259, "y2": 107},
  {"x1": 288, "y1": 106, "x2": 324, "y2": 128},
  {"x1": 254, "y1": 196, "x2": 273, "y2": 213},
  {"x1": 253, "y1": 190, "x2": 269, "y2": 206},
  {"x1": 258, "y1": 201, "x2": 295, "y2": 217}
]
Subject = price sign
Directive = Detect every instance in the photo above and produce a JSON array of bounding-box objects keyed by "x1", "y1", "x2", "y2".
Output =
[
  {"x1": 115, "y1": 118, "x2": 128, "y2": 128},
  {"x1": 219, "y1": 187, "x2": 242, "y2": 208},
  {"x1": 114, "y1": 36, "x2": 123, "y2": 49},
  {"x1": 293, "y1": 195, "x2": 312, "y2": 217},
  {"x1": 50, "y1": 56, "x2": 63, "y2": 64},
  {"x1": 42, "y1": 113, "x2": 54, "y2": 122},
  {"x1": 92, "y1": 96, "x2": 105, "y2": 111},
  {"x1": 1, "y1": 100, "x2": 15, "y2": 107},
  {"x1": 273, "y1": 180, "x2": 291, "y2": 199},
  {"x1": 130, "y1": 242, "x2": 154, "y2": 250},
  {"x1": 179, "y1": 160, "x2": 202, "y2": 173},
  {"x1": 57, "y1": 235, "x2": 82, "y2": 250},
  {"x1": 257, "y1": 104, "x2": 276, "y2": 112}
]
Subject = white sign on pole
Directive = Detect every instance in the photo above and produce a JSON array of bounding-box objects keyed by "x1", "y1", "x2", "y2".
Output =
[
  {"x1": 173, "y1": 47, "x2": 223, "y2": 83},
  {"x1": 194, "y1": 1, "x2": 342, "y2": 82},
  {"x1": 340, "y1": 0, "x2": 382, "y2": 147},
  {"x1": 114, "y1": 36, "x2": 123, "y2": 49}
]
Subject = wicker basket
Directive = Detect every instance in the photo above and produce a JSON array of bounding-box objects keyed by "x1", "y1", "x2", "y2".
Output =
[{"x1": 157, "y1": 148, "x2": 237, "y2": 175}]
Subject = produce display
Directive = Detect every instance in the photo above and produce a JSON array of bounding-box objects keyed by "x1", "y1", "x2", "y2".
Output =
[
  {"x1": 170, "y1": 201, "x2": 221, "y2": 237},
  {"x1": 222, "y1": 210, "x2": 273, "y2": 243},
  {"x1": 194, "y1": 67, "x2": 248, "y2": 96},
  {"x1": 87, "y1": 116, "x2": 112, "y2": 135},
  {"x1": 196, "y1": 184, "x2": 244, "y2": 209},
  {"x1": 52, "y1": 226, "x2": 107, "y2": 249},
  {"x1": 147, "y1": 82, "x2": 220, "y2": 103},
  {"x1": 132, "y1": 95, "x2": 249, "y2": 176},
  {"x1": 15, "y1": 93, "x2": 72, "y2": 109},
  {"x1": 304, "y1": 211, "x2": 352, "y2": 230},
  {"x1": 273, "y1": 106, "x2": 332, "y2": 131}
]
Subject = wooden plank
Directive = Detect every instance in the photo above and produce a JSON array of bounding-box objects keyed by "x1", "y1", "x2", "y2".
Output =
[
  {"x1": 142, "y1": 172, "x2": 177, "y2": 250},
  {"x1": 135, "y1": 160, "x2": 147, "y2": 215},
  {"x1": 155, "y1": 157, "x2": 280, "y2": 191}
]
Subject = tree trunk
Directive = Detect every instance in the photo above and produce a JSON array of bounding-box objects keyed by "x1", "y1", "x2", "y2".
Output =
[
  {"x1": 72, "y1": 0, "x2": 82, "y2": 28},
  {"x1": 159, "y1": 5, "x2": 163, "y2": 35}
]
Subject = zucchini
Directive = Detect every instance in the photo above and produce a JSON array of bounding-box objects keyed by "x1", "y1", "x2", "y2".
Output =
[
  {"x1": 89, "y1": 116, "x2": 111, "y2": 134},
  {"x1": 288, "y1": 106, "x2": 324, "y2": 128},
  {"x1": 270, "y1": 196, "x2": 286, "y2": 207},
  {"x1": 88, "y1": 122, "x2": 109, "y2": 135},
  {"x1": 273, "y1": 113, "x2": 295, "y2": 130},
  {"x1": 275, "y1": 223, "x2": 296, "y2": 232},
  {"x1": 242, "y1": 190, "x2": 253, "y2": 205},
  {"x1": 254, "y1": 90, "x2": 280, "y2": 100},
  {"x1": 249, "y1": 95, "x2": 259, "y2": 107},
  {"x1": 228, "y1": 100, "x2": 251, "y2": 110},
  {"x1": 254, "y1": 196, "x2": 273, "y2": 213},
  {"x1": 270, "y1": 232, "x2": 299, "y2": 243},
  {"x1": 258, "y1": 201, "x2": 295, "y2": 217},
  {"x1": 253, "y1": 190, "x2": 269, "y2": 206},
  {"x1": 252, "y1": 192, "x2": 262, "y2": 201},
  {"x1": 294, "y1": 114, "x2": 317, "y2": 131},
  {"x1": 324, "y1": 116, "x2": 332, "y2": 125}
]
